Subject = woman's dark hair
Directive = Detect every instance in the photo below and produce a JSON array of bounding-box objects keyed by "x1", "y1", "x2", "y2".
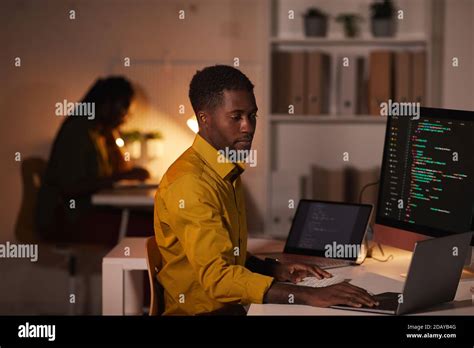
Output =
[{"x1": 81, "y1": 76, "x2": 134, "y2": 124}]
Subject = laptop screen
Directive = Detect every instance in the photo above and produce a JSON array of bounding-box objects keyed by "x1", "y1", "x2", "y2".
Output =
[{"x1": 284, "y1": 200, "x2": 373, "y2": 260}]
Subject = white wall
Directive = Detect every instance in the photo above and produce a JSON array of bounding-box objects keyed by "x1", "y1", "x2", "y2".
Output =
[
  {"x1": 442, "y1": 0, "x2": 474, "y2": 110},
  {"x1": 0, "y1": 0, "x2": 268, "y2": 314},
  {"x1": 0, "y1": 0, "x2": 472, "y2": 314},
  {"x1": 0, "y1": 0, "x2": 269, "y2": 242}
]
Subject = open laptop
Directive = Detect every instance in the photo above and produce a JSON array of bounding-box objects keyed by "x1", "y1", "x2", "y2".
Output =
[
  {"x1": 331, "y1": 232, "x2": 473, "y2": 315},
  {"x1": 267, "y1": 199, "x2": 373, "y2": 269}
]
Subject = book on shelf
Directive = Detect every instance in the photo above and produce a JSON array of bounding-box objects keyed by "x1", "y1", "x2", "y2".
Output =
[
  {"x1": 306, "y1": 51, "x2": 331, "y2": 115},
  {"x1": 337, "y1": 55, "x2": 366, "y2": 115},
  {"x1": 368, "y1": 50, "x2": 426, "y2": 115},
  {"x1": 272, "y1": 51, "x2": 306, "y2": 114},
  {"x1": 272, "y1": 51, "x2": 331, "y2": 115},
  {"x1": 368, "y1": 51, "x2": 393, "y2": 116},
  {"x1": 394, "y1": 51, "x2": 412, "y2": 103},
  {"x1": 271, "y1": 49, "x2": 426, "y2": 119},
  {"x1": 412, "y1": 50, "x2": 426, "y2": 105}
]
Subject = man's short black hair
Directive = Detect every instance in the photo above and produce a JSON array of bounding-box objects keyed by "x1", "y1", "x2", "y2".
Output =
[{"x1": 189, "y1": 65, "x2": 255, "y2": 115}]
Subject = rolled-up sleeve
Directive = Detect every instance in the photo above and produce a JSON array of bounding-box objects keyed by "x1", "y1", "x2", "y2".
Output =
[{"x1": 163, "y1": 174, "x2": 274, "y2": 305}]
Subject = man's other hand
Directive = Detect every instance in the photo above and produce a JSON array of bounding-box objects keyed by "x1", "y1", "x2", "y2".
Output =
[
  {"x1": 306, "y1": 282, "x2": 379, "y2": 308},
  {"x1": 273, "y1": 262, "x2": 332, "y2": 283}
]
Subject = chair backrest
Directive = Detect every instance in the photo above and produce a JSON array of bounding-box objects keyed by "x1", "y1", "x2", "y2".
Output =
[
  {"x1": 146, "y1": 236, "x2": 164, "y2": 315},
  {"x1": 15, "y1": 157, "x2": 47, "y2": 243}
]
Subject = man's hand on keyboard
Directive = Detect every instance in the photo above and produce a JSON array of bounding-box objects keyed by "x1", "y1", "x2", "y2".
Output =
[
  {"x1": 273, "y1": 262, "x2": 332, "y2": 283},
  {"x1": 305, "y1": 282, "x2": 379, "y2": 308}
]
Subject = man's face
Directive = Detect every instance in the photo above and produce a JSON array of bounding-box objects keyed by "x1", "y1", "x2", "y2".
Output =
[{"x1": 203, "y1": 89, "x2": 257, "y2": 152}]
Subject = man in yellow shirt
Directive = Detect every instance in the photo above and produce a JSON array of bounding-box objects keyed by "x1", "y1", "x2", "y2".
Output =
[{"x1": 154, "y1": 65, "x2": 378, "y2": 315}]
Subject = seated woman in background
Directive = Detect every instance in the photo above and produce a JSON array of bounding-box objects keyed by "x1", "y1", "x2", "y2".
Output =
[{"x1": 36, "y1": 76, "x2": 153, "y2": 245}]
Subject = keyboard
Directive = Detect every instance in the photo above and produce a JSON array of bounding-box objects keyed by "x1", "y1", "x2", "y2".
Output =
[
  {"x1": 296, "y1": 275, "x2": 346, "y2": 288},
  {"x1": 268, "y1": 254, "x2": 354, "y2": 270},
  {"x1": 313, "y1": 258, "x2": 353, "y2": 269}
]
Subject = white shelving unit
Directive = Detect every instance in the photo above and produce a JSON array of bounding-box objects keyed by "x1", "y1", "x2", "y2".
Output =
[
  {"x1": 270, "y1": 36, "x2": 428, "y2": 46},
  {"x1": 263, "y1": 0, "x2": 439, "y2": 236},
  {"x1": 270, "y1": 115, "x2": 388, "y2": 123}
]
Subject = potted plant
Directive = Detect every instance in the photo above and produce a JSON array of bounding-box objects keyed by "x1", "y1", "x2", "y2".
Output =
[
  {"x1": 121, "y1": 130, "x2": 142, "y2": 159},
  {"x1": 303, "y1": 7, "x2": 328, "y2": 37},
  {"x1": 370, "y1": 0, "x2": 396, "y2": 37},
  {"x1": 335, "y1": 14, "x2": 363, "y2": 38},
  {"x1": 144, "y1": 131, "x2": 163, "y2": 140},
  {"x1": 144, "y1": 131, "x2": 164, "y2": 159},
  {"x1": 121, "y1": 130, "x2": 142, "y2": 143}
]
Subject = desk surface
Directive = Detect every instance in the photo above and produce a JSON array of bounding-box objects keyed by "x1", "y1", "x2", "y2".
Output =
[
  {"x1": 248, "y1": 243, "x2": 474, "y2": 316},
  {"x1": 102, "y1": 237, "x2": 474, "y2": 315},
  {"x1": 92, "y1": 188, "x2": 156, "y2": 207},
  {"x1": 103, "y1": 237, "x2": 148, "y2": 270}
]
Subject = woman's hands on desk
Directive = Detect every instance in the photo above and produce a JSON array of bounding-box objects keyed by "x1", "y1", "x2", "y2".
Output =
[
  {"x1": 117, "y1": 167, "x2": 150, "y2": 181},
  {"x1": 65, "y1": 166, "x2": 151, "y2": 196}
]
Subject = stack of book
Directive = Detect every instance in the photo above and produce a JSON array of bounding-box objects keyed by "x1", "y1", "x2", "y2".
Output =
[
  {"x1": 368, "y1": 50, "x2": 426, "y2": 116},
  {"x1": 272, "y1": 51, "x2": 330, "y2": 115},
  {"x1": 271, "y1": 50, "x2": 426, "y2": 116}
]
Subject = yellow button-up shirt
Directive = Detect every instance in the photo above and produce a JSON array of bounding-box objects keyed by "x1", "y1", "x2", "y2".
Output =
[{"x1": 154, "y1": 134, "x2": 274, "y2": 315}]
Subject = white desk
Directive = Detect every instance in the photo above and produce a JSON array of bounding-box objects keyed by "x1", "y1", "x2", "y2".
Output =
[
  {"x1": 101, "y1": 236, "x2": 283, "y2": 315},
  {"x1": 102, "y1": 237, "x2": 474, "y2": 315},
  {"x1": 249, "y1": 244, "x2": 474, "y2": 316},
  {"x1": 102, "y1": 237, "x2": 148, "y2": 315},
  {"x1": 92, "y1": 188, "x2": 155, "y2": 240},
  {"x1": 92, "y1": 188, "x2": 156, "y2": 207}
]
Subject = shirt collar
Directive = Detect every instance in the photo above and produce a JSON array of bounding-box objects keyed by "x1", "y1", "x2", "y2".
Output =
[{"x1": 192, "y1": 133, "x2": 245, "y2": 181}]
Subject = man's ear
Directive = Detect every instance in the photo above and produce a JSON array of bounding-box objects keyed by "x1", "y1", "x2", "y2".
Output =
[{"x1": 197, "y1": 111, "x2": 208, "y2": 128}]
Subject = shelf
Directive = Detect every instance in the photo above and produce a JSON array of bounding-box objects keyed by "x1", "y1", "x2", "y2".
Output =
[
  {"x1": 270, "y1": 114, "x2": 388, "y2": 124},
  {"x1": 270, "y1": 36, "x2": 427, "y2": 47}
]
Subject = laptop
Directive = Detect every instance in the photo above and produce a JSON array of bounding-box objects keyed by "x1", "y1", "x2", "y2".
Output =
[
  {"x1": 267, "y1": 199, "x2": 373, "y2": 269},
  {"x1": 331, "y1": 232, "x2": 473, "y2": 315}
]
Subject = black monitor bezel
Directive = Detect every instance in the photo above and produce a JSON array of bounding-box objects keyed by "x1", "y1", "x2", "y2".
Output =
[
  {"x1": 283, "y1": 199, "x2": 373, "y2": 259},
  {"x1": 375, "y1": 106, "x2": 474, "y2": 240}
]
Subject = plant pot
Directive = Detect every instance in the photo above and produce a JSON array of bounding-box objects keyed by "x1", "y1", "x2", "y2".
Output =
[
  {"x1": 145, "y1": 138, "x2": 164, "y2": 159},
  {"x1": 304, "y1": 16, "x2": 328, "y2": 37},
  {"x1": 343, "y1": 23, "x2": 359, "y2": 38},
  {"x1": 126, "y1": 140, "x2": 141, "y2": 159},
  {"x1": 371, "y1": 17, "x2": 396, "y2": 37}
]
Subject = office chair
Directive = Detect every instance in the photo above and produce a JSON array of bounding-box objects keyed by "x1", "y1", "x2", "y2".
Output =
[
  {"x1": 145, "y1": 236, "x2": 164, "y2": 315},
  {"x1": 15, "y1": 157, "x2": 80, "y2": 315}
]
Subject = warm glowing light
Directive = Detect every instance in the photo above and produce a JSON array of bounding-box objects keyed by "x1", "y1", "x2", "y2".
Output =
[
  {"x1": 115, "y1": 137, "x2": 125, "y2": 147},
  {"x1": 187, "y1": 116, "x2": 199, "y2": 134}
]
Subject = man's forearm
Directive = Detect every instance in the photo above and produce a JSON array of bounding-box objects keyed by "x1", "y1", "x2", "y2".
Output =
[{"x1": 263, "y1": 282, "x2": 309, "y2": 305}]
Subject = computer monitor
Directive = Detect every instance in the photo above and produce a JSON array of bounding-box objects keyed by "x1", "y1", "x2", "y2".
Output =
[{"x1": 375, "y1": 107, "x2": 474, "y2": 251}]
